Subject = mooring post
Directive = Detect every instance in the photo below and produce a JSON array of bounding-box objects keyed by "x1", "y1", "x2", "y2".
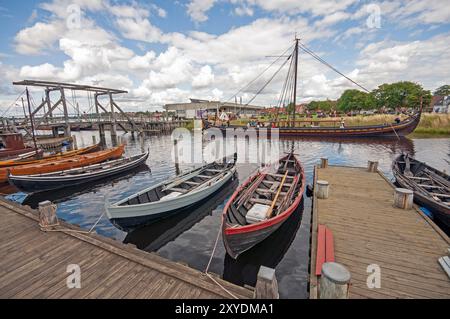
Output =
[
  {"x1": 320, "y1": 158, "x2": 328, "y2": 169},
  {"x1": 254, "y1": 266, "x2": 279, "y2": 299},
  {"x1": 72, "y1": 135, "x2": 78, "y2": 150},
  {"x1": 367, "y1": 160, "x2": 378, "y2": 172},
  {"x1": 394, "y1": 188, "x2": 414, "y2": 210},
  {"x1": 173, "y1": 139, "x2": 180, "y2": 175},
  {"x1": 38, "y1": 201, "x2": 58, "y2": 228},
  {"x1": 316, "y1": 180, "x2": 330, "y2": 199},
  {"x1": 109, "y1": 93, "x2": 118, "y2": 146},
  {"x1": 319, "y1": 262, "x2": 351, "y2": 299},
  {"x1": 92, "y1": 135, "x2": 97, "y2": 145}
]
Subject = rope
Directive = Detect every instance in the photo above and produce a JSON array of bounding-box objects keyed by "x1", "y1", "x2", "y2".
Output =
[
  {"x1": 203, "y1": 218, "x2": 239, "y2": 299},
  {"x1": 244, "y1": 56, "x2": 291, "y2": 107},
  {"x1": 40, "y1": 211, "x2": 105, "y2": 235},
  {"x1": 299, "y1": 42, "x2": 370, "y2": 93},
  {"x1": 0, "y1": 89, "x2": 26, "y2": 118},
  {"x1": 224, "y1": 44, "x2": 295, "y2": 104}
]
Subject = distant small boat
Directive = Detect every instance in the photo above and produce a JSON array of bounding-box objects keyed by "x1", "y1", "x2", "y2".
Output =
[
  {"x1": 222, "y1": 152, "x2": 305, "y2": 259},
  {"x1": 9, "y1": 151, "x2": 149, "y2": 193},
  {"x1": 0, "y1": 144, "x2": 125, "y2": 183},
  {"x1": 106, "y1": 154, "x2": 238, "y2": 231},
  {"x1": 393, "y1": 154, "x2": 450, "y2": 229}
]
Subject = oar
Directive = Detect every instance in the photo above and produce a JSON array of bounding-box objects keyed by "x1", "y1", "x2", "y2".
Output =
[{"x1": 266, "y1": 170, "x2": 289, "y2": 219}]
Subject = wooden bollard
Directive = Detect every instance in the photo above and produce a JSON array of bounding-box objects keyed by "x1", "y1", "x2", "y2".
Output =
[
  {"x1": 367, "y1": 160, "x2": 378, "y2": 172},
  {"x1": 394, "y1": 188, "x2": 414, "y2": 210},
  {"x1": 72, "y1": 135, "x2": 78, "y2": 150},
  {"x1": 316, "y1": 180, "x2": 329, "y2": 199},
  {"x1": 320, "y1": 158, "x2": 328, "y2": 169},
  {"x1": 92, "y1": 135, "x2": 97, "y2": 145},
  {"x1": 254, "y1": 266, "x2": 279, "y2": 299},
  {"x1": 319, "y1": 262, "x2": 351, "y2": 299},
  {"x1": 38, "y1": 201, "x2": 58, "y2": 228}
]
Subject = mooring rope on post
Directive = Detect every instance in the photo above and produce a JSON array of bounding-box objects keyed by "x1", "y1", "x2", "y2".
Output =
[{"x1": 204, "y1": 218, "x2": 239, "y2": 299}]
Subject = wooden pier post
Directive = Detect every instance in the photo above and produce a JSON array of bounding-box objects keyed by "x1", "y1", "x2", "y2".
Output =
[
  {"x1": 38, "y1": 201, "x2": 58, "y2": 228},
  {"x1": 254, "y1": 266, "x2": 279, "y2": 299},
  {"x1": 320, "y1": 158, "x2": 328, "y2": 169},
  {"x1": 72, "y1": 135, "x2": 78, "y2": 150},
  {"x1": 92, "y1": 135, "x2": 97, "y2": 145},
  {"x1": 394, "y1": 188, "x2": 414, "y2": 210},
  {"x1": 316, "y1": 180, "x2": 329, "y2": 199},
  {"x1": 109, "y1": 93, "x2": 118, "y2": 146},
  {"x1": 173, "y1": 139, "x2": 180, "y2": 175},
  {"x1": 367, "y1": 160, "x2": 378, "y2": 172},
  {"x1": 319, "y1": 262, "x2": 351, "y2": 299}
]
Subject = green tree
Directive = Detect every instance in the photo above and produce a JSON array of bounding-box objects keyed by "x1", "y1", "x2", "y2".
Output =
[
  {"x1": 371, "y1": 81, "x2": 430, "y2": 110},
  {"x1": 337, "y1": 89, "x2": 375, "y2": 112},
  {"x1": 434, "y1": 85, "x2": 450, "y2": 96}
]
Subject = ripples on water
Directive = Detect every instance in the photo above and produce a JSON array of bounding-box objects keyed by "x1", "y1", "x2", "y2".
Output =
[{"x1": 16, "y1": 131, "x2": 450, "y2": 299}]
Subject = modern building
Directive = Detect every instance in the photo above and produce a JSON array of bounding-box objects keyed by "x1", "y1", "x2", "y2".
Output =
[
  {"x1": 432, "y1": 96, "x2": 449, "y2": 113},
  {"x1": 164, "y1": 99, "x2": 264, "y2": 119}
]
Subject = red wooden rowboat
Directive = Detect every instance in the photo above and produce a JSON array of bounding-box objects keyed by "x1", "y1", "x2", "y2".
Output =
[{"x1": 222, "y1": 152, "x2": 305, "y2": 259}]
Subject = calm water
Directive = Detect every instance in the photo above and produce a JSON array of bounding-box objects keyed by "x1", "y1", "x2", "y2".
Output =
[{"x1": 11, "y1": 131, "x2": 450, "y2": 299}]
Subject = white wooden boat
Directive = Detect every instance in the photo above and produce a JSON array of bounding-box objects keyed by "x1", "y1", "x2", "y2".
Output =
[{"x1": 106, "y1": 154, "x2": 237, "y2": 231}]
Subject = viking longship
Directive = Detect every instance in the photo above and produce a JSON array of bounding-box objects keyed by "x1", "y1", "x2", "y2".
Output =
[{"x1": 210, "y1": 38, "x2": 422, "y2": 138}]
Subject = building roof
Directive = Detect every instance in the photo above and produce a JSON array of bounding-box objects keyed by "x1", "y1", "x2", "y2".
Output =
[{"x1": 164, "y1": 100, "x2": 264, "y2": 111}]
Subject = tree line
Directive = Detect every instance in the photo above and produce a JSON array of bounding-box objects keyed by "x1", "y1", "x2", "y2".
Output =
[{"x1": 306, "y1": 82, "x2": 449, "y2": 113}]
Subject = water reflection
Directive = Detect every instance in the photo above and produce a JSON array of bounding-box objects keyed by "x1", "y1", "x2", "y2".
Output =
[
  {"x1": 223, "y1": 200, "x2": 304, "y2": 288},
  {"x1": 124, "y1": 178, "x2": 239, "y2": 251}
]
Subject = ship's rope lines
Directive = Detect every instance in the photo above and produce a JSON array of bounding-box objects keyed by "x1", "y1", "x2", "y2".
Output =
[
  {"x1": 298, "y1": 42, "x2": 370, "y2": 93},
  {"x1": 40, "y1": 210, "x2": 105, "y2": 234},
  {"x1": 223, "y1": 43, "x2": 295, "y2": 105},
  {"x1": 243, "y1": 53, "x2": 292, "y2": 108},
  {"x1": 204, "y1": 217, "x2": 239, "y2": 299},
  {"x1": 0, "y1": 89, "x2": 26, "y2": 118}
]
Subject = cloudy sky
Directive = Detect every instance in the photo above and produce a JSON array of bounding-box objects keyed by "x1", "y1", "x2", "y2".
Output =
[{"x1": 0, "y1": 0, "x2": 449, "y2": 114}]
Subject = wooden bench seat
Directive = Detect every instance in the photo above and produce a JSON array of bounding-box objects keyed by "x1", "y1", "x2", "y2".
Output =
[{"x1": 315, "y1": 224, "x2": 335, "y2": 276}]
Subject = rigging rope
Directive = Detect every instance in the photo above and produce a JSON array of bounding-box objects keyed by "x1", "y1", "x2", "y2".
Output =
[
  {"x1": 243, "y1": 55, "x2": 291, "y2": 107},
  {"x1": 298, "y1": 42, "x2": 370, "y2": 93},
  {"x1": 0, "y1": 89, "x2": 26, "y2": 118},
  {"x1": 223, "y1": 44, "x2": 295, "y2": 104}
]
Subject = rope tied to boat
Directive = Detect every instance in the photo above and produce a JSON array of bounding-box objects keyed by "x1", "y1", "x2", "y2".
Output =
[
  {"x1": 204, "y1": 217, "x2": 239, "y2": 299},
  {"x1": 39, "y1": 210, "x2": 105, "y2": 235}
]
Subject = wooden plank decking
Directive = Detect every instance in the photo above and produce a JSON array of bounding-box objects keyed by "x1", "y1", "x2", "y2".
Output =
[
  {"x1": 0, "y1": 199, "x2": 253, "y2": 299},
  {"x1": 310, "y1": 165, "x2": 450, "y2": 299}
]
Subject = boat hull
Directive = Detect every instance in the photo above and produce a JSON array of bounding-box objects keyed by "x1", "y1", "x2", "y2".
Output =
[
  {"x1": 211, "y1": 112, "x2": 421, "y2": 138},
  {"x1": 107, "y1": 167, "x2": 237, "y2": 231},
  {"x1": 222, "y1": 155, "x2": 305, "y2": 259},
  {"x1": 9, "y1": 152, "x2": 149, "y2": 193},
  {"x1": 394, "y1": 171, "x2": 450, "y2": 229},
  {"x1": 1, "y1": 145, "x2": 124, "y2": 183}
]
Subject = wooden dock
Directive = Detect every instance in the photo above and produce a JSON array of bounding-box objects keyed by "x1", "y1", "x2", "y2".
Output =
[
  {"x1": 0, "y1": 199, "x2": 253, "y2": 299},
  {"x1": 310, "y1": 165, "x2": 450, "y2": 299}
]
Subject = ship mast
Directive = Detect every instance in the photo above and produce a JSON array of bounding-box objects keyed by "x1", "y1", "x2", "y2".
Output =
[{"x1": 292, "y1": 37, "x2": 299, "y2": 127}]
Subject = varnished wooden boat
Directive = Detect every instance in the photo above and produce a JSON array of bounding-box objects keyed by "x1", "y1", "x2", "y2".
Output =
[
  {"x1": 0, "y1": 144, "x2": 125, "y2": 183},
  {"x1": 9, "y1": 150, "x2": 148, "y2": 193},
  {"x1": 106, "y1": 154, "x2": 238, "y2": 231},
  {"x1": 0, "y1": 143, "x2": 101, "y2": 168},
  {"x1": 222, "y1": 152, "x2": 305, "y2": 259},
  {"x1": 393, "y1": 154, "x2": 450, "y2": 229}
]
